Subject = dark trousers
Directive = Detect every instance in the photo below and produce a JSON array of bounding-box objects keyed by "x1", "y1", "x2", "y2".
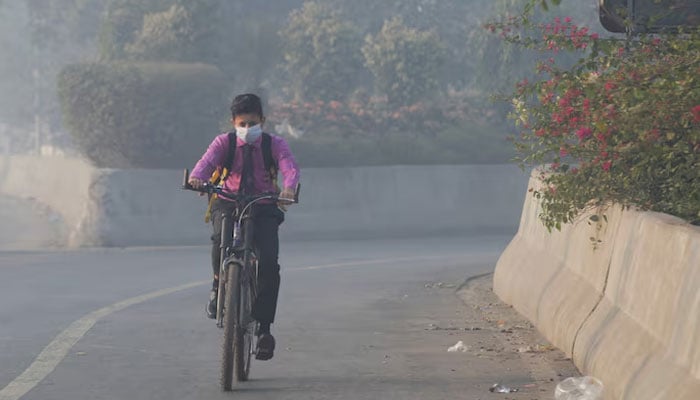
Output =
[{"x1": 211, "y1": 199, "x2": 284, "y2": 325}]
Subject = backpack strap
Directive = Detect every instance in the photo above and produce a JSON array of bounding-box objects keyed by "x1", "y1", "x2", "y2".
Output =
[
  {"x1": 223, "y1": 131, "x2": 237, "y2": 180},
  {"x1": 261, "y1": 133, "x2": 277, "y2": 180}
]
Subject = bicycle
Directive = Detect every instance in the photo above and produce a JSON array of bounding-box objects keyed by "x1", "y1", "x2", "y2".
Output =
[{"x1": 182, "y1": 169, "x2": 299, "y2": 390}]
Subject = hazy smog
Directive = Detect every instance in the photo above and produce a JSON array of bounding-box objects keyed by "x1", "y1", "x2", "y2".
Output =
[
  {"x1": 0, "y1": 0, "x2": 600, "y2": 249},
  {"x1": 1, "y1": 3, "x2": 698, "y2": 400}
]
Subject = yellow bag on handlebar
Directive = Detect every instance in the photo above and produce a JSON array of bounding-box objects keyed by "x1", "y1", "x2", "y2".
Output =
[{"x1": 204, "y1": 167, "x2": 229, "y2": 223}]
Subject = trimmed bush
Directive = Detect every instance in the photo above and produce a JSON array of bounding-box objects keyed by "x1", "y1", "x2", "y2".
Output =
[{"x1": 58, "y1": 62, "x2": 227, "y2": 168}]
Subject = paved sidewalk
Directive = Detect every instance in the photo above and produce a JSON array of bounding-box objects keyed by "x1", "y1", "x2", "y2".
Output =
[{"x1": 451, "y1": 273, "x2": 581, "y2": 399}]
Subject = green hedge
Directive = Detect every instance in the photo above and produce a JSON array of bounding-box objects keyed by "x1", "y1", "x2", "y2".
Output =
[{"x1": 58, "y1": 62, "x2": 227, "y2": 168}]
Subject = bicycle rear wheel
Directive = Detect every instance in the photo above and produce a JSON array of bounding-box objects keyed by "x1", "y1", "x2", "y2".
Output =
[{"x1": 220, "y1": 260, "x2": 241, "y2": 391}]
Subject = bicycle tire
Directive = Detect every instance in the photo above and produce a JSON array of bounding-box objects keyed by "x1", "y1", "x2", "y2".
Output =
[
  {"x1": 235, "y1": 263, "x2": 255, "y2": 381},
  {"x1": 220, "y1": 260, "x2": 241, "y2": 391},
  {"x1": 217, "y1": 214, "x2": 232, "y2": 324}
]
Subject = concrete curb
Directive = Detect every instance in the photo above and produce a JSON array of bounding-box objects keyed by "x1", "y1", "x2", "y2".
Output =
[
  {"x1": 493, "y1": 172, "x2": 700, "y2": 399},
  {"x1": 456, "y1": 272, "x2": 579, "y2": 395}
]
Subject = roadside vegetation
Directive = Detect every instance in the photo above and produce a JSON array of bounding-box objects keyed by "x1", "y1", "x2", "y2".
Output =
[
  {"x1": 2, "y1": 0, "x2": 593, "y2": 167},
  {"x1": 4, "y1": 0, "x2": 696, "y2": 225},
  {"x1": 496, "y1": 0, "x2": 699, "y2": 227}
]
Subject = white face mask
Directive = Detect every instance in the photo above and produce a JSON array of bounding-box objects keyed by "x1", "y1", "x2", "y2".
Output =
[{"x1": 236, "y1": 124, "x2": 263, "y2": 143}]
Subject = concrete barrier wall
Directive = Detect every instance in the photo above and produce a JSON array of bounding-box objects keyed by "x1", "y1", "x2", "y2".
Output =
[
  {"x1": 494, "y1": 172, "x2": 700, "y2": 400},
  {"x1": 285, "y1": 164, "x2": 527, "y2": 240},
  {"x1": 0, "y1": 155, "x2": 528, "y2": 248},
  {"x1": 0, "y1": 155, "x2": 98, "y2": 246}
]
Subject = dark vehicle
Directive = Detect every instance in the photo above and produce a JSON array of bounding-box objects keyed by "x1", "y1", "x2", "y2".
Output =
[{"x1": 600, "y1": 0, "x2": 700, "y2": 33}]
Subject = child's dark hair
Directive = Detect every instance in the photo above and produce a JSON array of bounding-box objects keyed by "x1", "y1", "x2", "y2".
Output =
[{"x1": 230, "y1": 93, "x2": 264, "y2": 119}]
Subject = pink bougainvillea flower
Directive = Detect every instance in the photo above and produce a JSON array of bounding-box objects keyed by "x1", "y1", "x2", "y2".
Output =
[
  {"x1": 583, "y1": 98, "x2": 591, "y2": 113},
  {"x1": 576, "y1": 127, "x2": 592, "y2": 140},
  {"x1": 692, "y1": 105, "x2": 700, "y2": 123},
  {"x1": 602, "y1": 160, "x2": 612, "y2": 172}
]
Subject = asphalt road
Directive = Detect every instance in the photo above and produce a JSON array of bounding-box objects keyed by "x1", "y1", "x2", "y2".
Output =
[{"x1": 0, "y1": 235, "x2": 552, "y2": 400}]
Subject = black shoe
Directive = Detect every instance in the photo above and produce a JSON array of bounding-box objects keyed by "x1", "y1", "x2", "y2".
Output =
[
  {"x1": 255, "y1": 333, "x2": 275, "y2": 360},
  {"x1": 206, "y1": 290, "x2": 217, "y2": 319}
]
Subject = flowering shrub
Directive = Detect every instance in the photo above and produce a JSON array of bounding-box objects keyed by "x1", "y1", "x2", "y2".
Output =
[
  {"x1": 266, "y1": 91, "x2": 513, "y2": 167},
  {"x1": 492, "y1": 16, "x2": 699, "y2": 229},
  {"x1": 268, "y1": 91, "x2": 501, "y2": 138}
]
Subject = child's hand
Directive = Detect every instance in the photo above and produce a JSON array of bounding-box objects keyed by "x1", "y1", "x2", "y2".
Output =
[
  {"x1": 278, "y1": 188, "x2": 296, "y2": 206},
  {"x1": 188, "y1": 177, "x2": 205, "y2": 190}
]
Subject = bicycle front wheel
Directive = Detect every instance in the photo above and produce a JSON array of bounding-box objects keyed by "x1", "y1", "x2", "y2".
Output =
[
  {"x1": 235, "y1": 265, "x2": 255, "y2": 382},
  {"x1": 220, "y1": 260, "x2": 241, "y2": 391}
]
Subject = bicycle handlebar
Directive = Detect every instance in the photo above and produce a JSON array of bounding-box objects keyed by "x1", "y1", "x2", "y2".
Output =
[{"x1": 181, "y1": 169, "x2": 300, "y2": 204}]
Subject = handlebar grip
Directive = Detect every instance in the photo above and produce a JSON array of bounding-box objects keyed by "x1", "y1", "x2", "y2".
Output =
[
  {"x1": 182, "y1": 169, "x2": 193, "y2": 190},
  {"x1": 294, "y1": 183, "x2": 301, "y2": 204}
]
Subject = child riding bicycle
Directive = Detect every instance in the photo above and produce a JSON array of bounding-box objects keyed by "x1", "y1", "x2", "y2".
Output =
[{"x1": 188, "y1": 93, "x2": 300, "y2": 361}]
